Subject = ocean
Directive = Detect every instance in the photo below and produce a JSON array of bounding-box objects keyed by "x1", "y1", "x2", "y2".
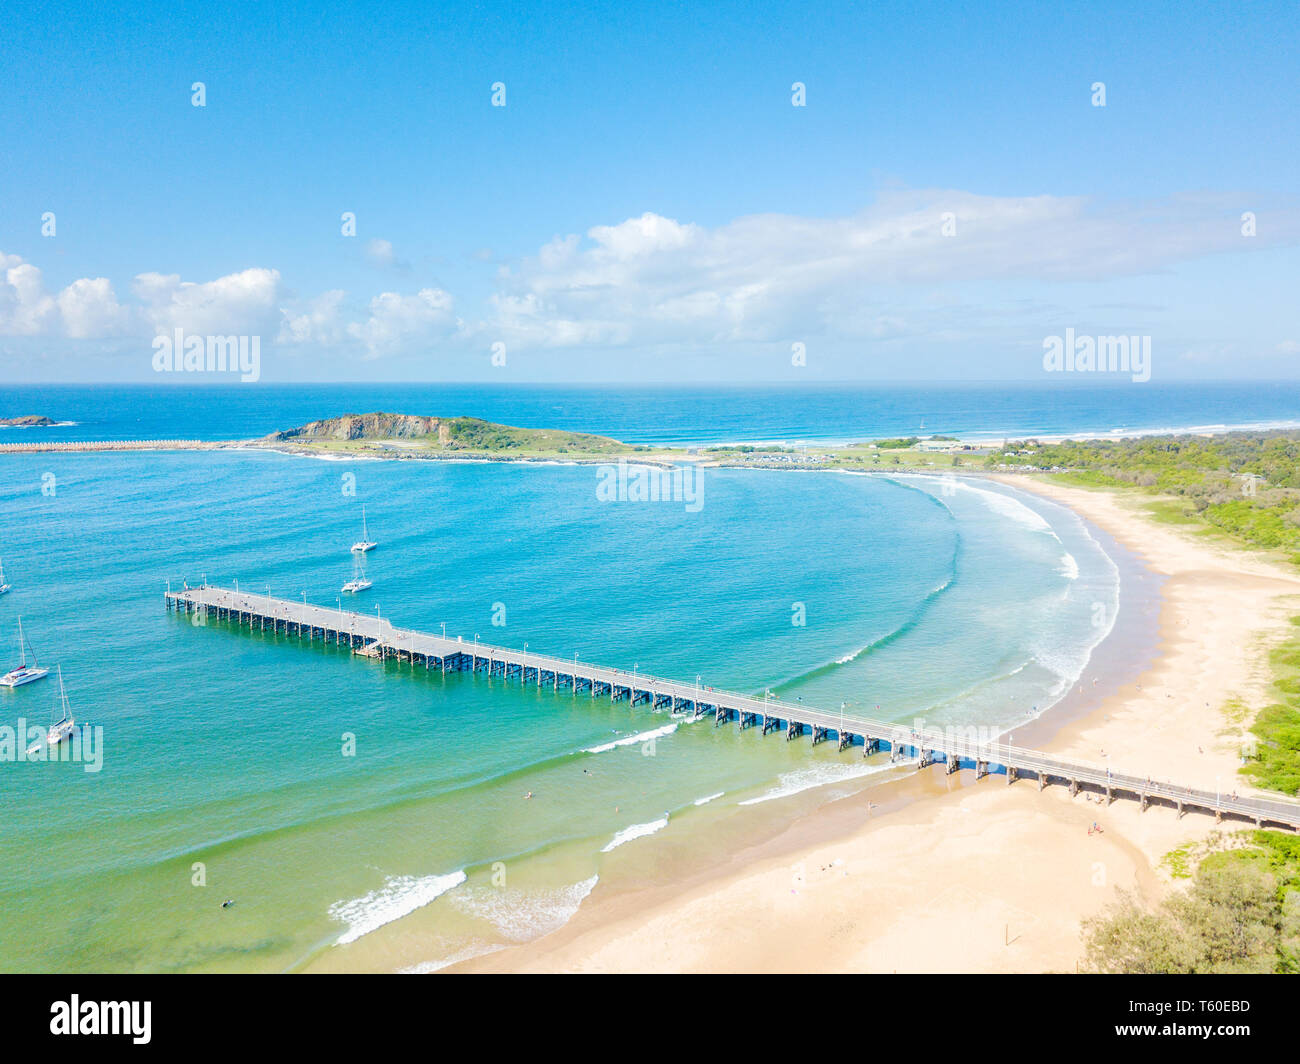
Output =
[
  {"x1": 0, "y1": 382, "x2": 1283, "y2": 972},
  {"x1": 5, "y1": 380, "x2": 1300, "y2": 446}
]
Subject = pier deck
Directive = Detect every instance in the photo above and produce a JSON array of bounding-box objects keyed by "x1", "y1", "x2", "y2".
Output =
[{"x1": 165, "y1": 584, "x2": 1300, "y2": 832}]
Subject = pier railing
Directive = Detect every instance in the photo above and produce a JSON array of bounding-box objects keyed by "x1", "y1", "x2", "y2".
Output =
[{"x1": 164, "y1": 583, "x2": 1300, "y2": 832}]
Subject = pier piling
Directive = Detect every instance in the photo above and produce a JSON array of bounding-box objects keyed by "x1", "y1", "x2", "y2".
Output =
[{"x1": 162, "y1": 585, "x2": 1300, "y2": 834}]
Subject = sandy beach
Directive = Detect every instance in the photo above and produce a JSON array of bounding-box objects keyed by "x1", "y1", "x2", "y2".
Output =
[{"x1": 452, "y1": 476, "x2": 1300, "y2": 973}]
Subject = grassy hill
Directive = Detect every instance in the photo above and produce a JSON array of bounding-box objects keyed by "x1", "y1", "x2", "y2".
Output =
[{"x1": 258, "y1": 412, "x2": 651, "y2": 461}]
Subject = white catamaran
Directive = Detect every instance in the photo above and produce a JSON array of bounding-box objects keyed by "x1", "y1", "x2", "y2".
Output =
[
  {"x1": 28, "y1": 665, "x2": 75, "y2": 755},
  {"x1": 0, "y1": 558, "x2": 10, "y2": 595},
  {"x1": 341, "y1": 560, "x2": 372, "y2": 594},
  {"x1": 351, "y1": 505, "x2": 378, "y2": 553},
  {"x1": 0, "y1": 618, "x2": 50, "y2": 687}
]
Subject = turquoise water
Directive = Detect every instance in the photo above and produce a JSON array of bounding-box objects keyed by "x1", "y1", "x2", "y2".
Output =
[{"x1": 0, "y1": 449, "x2": 1117, "y2": 972}]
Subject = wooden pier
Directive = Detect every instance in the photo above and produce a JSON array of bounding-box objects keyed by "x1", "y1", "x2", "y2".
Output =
[{"x1": 165, "y1": 584, "x2": 1300, "y2": 833}]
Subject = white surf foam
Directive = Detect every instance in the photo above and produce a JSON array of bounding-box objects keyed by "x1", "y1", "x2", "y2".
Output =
[
  {"x1": 329, "y1": 869, "x2": 467, "y2": 945},
  {"x1": 952, "y1": 479, "x2": 1057, "y2": 536},
  {"x1": 1058, "y1": 552, "x2": 1080, "y2": 579},
  {"x1": 601, "y1": 816, "x2": 668, "y2": 852},
  {"x1": 449, "y1": 875, "x2": 599, "y2": 942},
  {"x1": 693, "y1": 791, "x2": 725, "y2": 806},
  {"x1": 584, "y1": 722, "x2": 676, "y2": 754},
  {"x1": 401, "y1": 943, "x2": 505, "y2": 973},
  {"x1": 740, "y1": 759, "x2": 905, "y2": 806}
]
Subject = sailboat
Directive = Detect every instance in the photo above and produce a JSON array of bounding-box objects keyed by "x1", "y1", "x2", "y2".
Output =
[
  {"x1": 0, "y1": 558, "x2": 10, "y2": 595},
  {"x1": 341, "y1": 557, "x2": 372, "y2": 594},
  {"x1": 27, "y1": 665, "x2": 75, "y2": 755},
  {"x1": 0, "y1": 618, "x2": 50, "y2": 687},
  {"x1": 351, "y1": 505, "x2": 378, "y2": 553}
]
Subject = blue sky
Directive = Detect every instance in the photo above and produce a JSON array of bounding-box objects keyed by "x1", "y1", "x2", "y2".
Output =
[{"x1": 1, "y1": 0, "x2": 1297, "y2": 382}]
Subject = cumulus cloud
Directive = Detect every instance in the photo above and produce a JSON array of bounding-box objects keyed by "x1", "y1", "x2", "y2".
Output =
[
  {"x1": 0, "y1": 249, "x2": 457, "y2": 361},
  {"x1": 279, "y1": 289, "x2": 348, "y2": 345},
  {"x1": 0, "y1": 259, "x2": 57, "y2": 335},
  {"x1": 486, "y1": 192, "x2": 1300, "y2": 348},
  {"x1": 0, "y1": 253, "x2": 129, "y2": 338},
  {"x1": 346, "y1": 288, "x2": 457, "y2": 358},
  {"x1": 133, "y1": 267, "x2": 284, "y2": 337},
  {"x1": 365, "y1": 238, "x2": 409, "y2": 271},
  {"x1": 57, "y1": 277, "x2": 131, "y2": 338},
  {"x1": 4, "y1": 188, "x2": 1295, "y2": 369}
]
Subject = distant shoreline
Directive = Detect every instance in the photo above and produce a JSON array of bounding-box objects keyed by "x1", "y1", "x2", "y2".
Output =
[{"x1": 2, "y1": 416, "x2": 1298, "y2": 466}]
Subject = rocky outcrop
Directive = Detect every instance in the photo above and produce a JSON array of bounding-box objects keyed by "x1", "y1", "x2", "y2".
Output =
[
  {"x1": 264, "y1": 413, "x2": 449, "y2": 442},
  {"x1": 0, "y1": 415, "x2": 58, "y2": 427}
]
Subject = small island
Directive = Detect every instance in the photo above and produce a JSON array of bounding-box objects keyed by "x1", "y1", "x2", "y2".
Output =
[
  {"x1": 0, "y1": 415, "x2": 59, "y2": 427},
  {"x1": 253, "y1": 412, "x2": 679, "y2": 465},
  {"x1": 247, "y1": 412, "x2": 995, "y2": 472}
]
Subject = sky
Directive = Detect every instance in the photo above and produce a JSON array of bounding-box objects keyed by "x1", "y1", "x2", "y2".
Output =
[{"x1": 1, "y1": 0, "x2": 1297, "y2": 383}]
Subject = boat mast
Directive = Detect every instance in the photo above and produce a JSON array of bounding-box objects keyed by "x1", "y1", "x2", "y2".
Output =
[{"x1": 58, "y1": 665, "x2": 69, "y2": 720}]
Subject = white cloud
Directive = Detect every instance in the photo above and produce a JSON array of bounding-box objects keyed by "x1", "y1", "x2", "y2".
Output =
[
  {"x1": 486, "y1": 192, "x2": 1300, "y2": 349},
  {"x1": 365, "y1": 238, "x2": 409, "y2": 271},
  {"x1": 57, "y1": 277, "x2": 131, "y2": 338},
  {"x1": 0, "y1": 258, "x2": 58, "y2": 335},
  {"x1": 279, "y1": 289, "x2": 348, "y2": 345},
  {"x1": 4, "y1": 187, "x2": 1296, "y2": 373},
  {"x1": 346, "y1": 287, "x2": 457, "y2": 358},
  {"x1": 0, "y1": 253, "x2": 130, "y2": 338},
  {"x1": 0, "y1": 250, "x2": 457, "y2": 361},
  {"x1": 133, "y1": 267, "x2": 283, "y2": 337}
]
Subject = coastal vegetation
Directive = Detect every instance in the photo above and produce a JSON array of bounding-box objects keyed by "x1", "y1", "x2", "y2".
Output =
[
  {"x1": 1242, "y1": 616, "x2": 1300, "y2": 796},
  {"x1": 1083, "y1": 831, "x2": 1300, "y2": 973},
  {"x1": 988, "y1": 431, "x2": 1300, "y2": 561}
]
